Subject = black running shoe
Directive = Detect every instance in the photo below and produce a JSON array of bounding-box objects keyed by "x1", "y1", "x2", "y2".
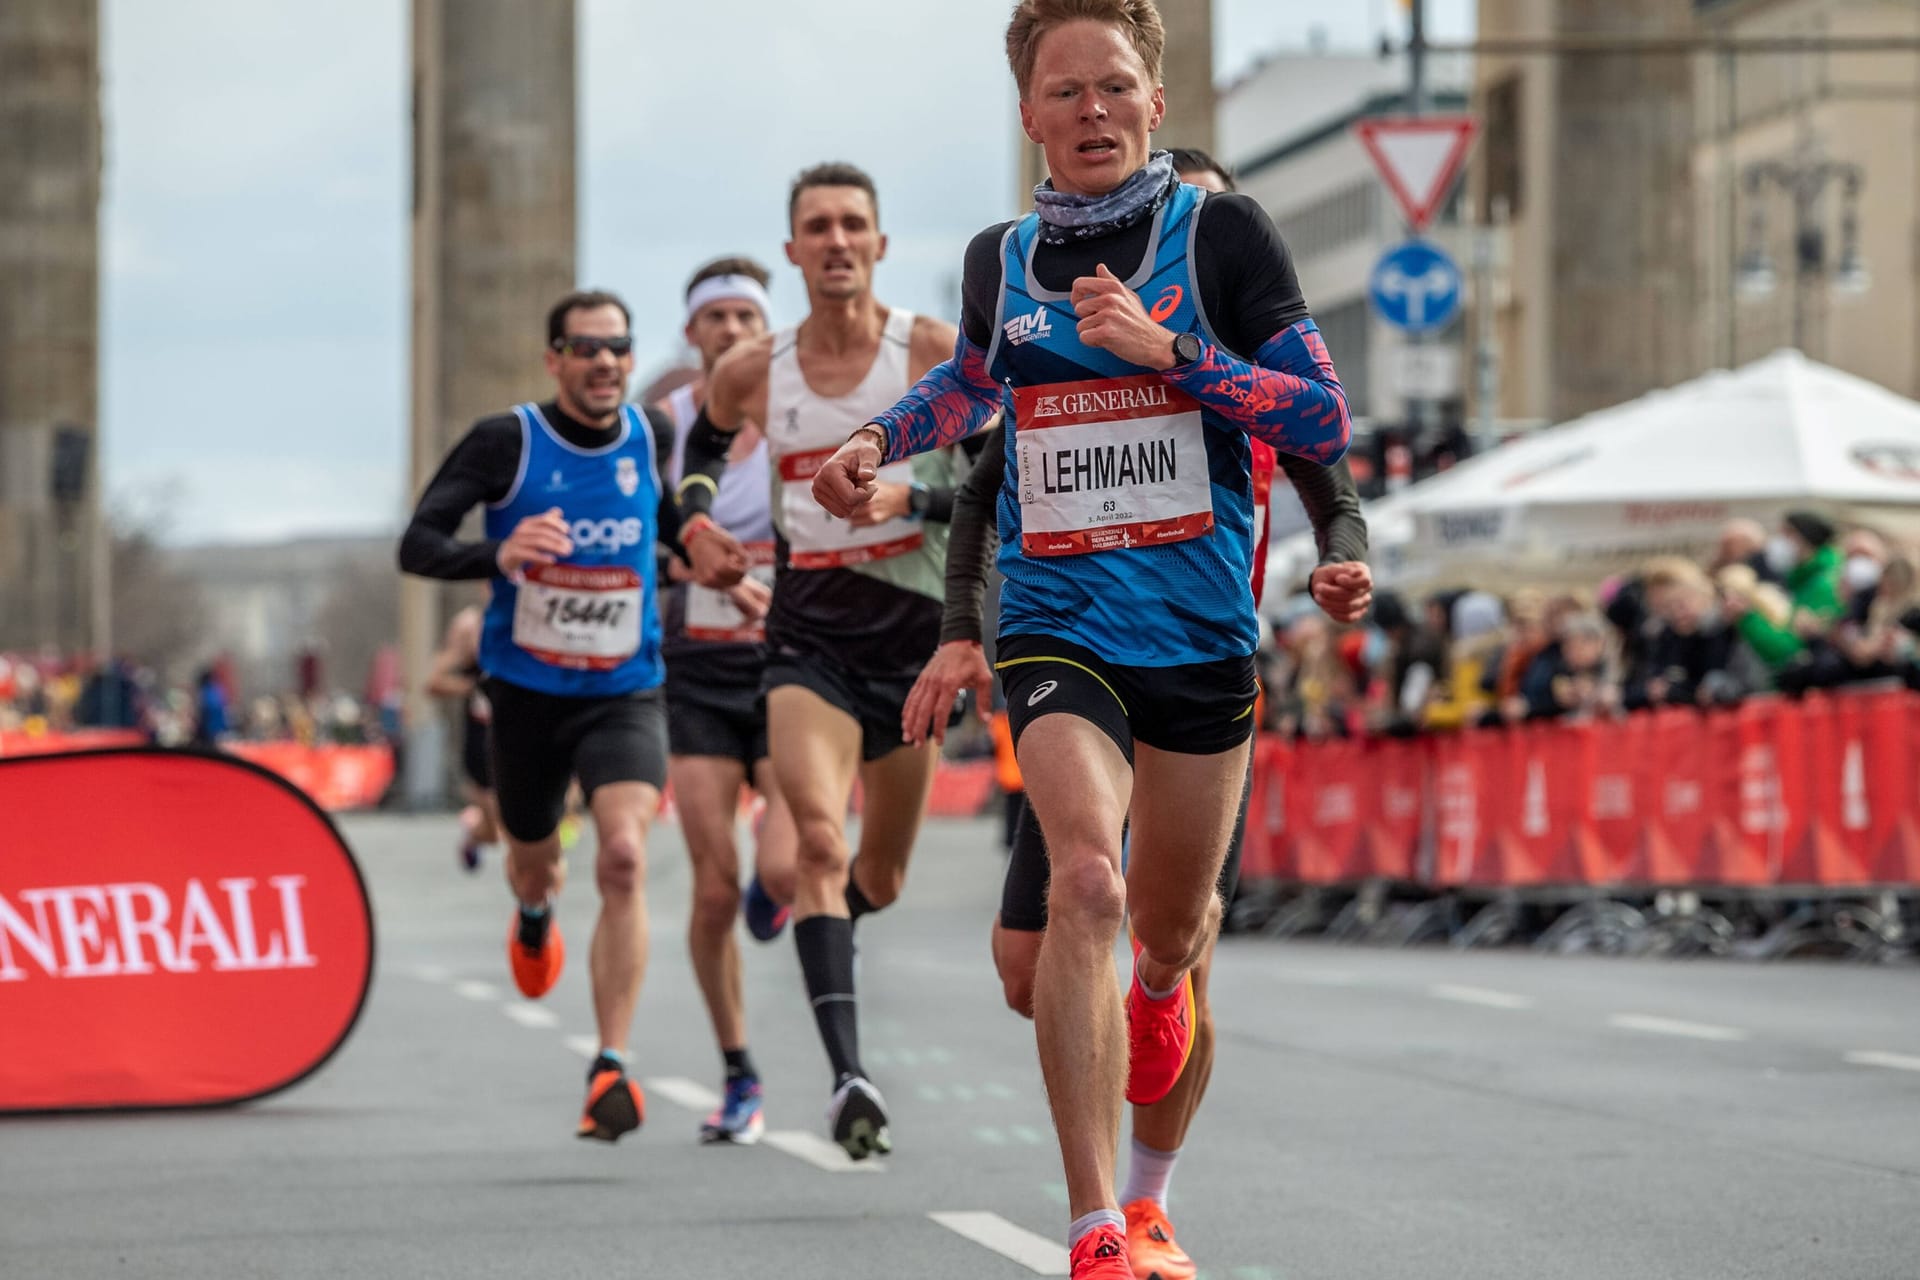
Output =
[{"x1": 826, "y1": 1074, "x2": 890, "y2": 1160}]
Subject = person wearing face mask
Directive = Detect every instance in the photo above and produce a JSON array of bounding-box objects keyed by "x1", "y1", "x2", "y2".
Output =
[{"x1": 1734, "y1": 511, "x2": 1845, "y2": 672}]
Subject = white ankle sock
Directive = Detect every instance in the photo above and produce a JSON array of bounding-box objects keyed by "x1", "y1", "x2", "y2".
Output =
[
  {"x1": 1134, "y1": 954, "x2": 1182, "y2": 1002},
  {"x1": 1069, "y1": 1208, "x2": 1126, "y2": 1249},
  {"x1": 1119, "y1": 1137, "x2": 1180, "y2": 1208}
]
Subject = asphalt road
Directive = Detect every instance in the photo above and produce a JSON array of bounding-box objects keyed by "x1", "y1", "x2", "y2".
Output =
[{"x1": 5, "y1": 812, "x2": 1917, "y2": 1279}]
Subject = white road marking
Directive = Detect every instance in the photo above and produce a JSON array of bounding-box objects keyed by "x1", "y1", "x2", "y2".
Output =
[
  {"x1": 1608, "y1": 1013, "x2": 1749, "y2": 1042},
  {"x1": 761, "y1": 1130, "x2": 884, "y2": 1173},
  {"x1": 1008, "y1": 1125, "x2": 1045, "y2": 1146},
  {"x1": 646, "y1": 1076, "x2": 722, "y2": 1113},
  {"x1": 563, "y1": 1035, "x2": 600, "y2": 1059},
  {"x1": 502, "y1": 1004, "x2": 558, "y2": 1029},
  {"x1": 453, "y1": 980, "x2": 499, "y2": 1002},
  {"x1": 929, "y1": 1212, "x2": 1069, "y2": 1275},
  {"x1": 411, "y1": 964, "x2": 449, "y2": 983},
  {"x1": 1845, "y1": 1050, "x2": 1920, "y2": 1073},
  {"x1": 1275, "y1": 969, "x2": 1363, "y2": 987},
  {"x1": 1430, "y1": 984, "x2": 1535, "y2": 1010}
]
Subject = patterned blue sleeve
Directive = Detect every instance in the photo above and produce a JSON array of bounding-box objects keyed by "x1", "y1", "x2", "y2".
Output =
[
  {"x1": 1162, "y1": 318, "x2": 1352, "y2": 465},
  {"x1": 871, "y1": 332, "x2": 1002, "y2": 464}
]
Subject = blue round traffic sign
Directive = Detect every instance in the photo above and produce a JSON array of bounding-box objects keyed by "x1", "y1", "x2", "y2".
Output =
[{"x1": 1368, "y1": 240, "x2": 1463, "y2": 334}]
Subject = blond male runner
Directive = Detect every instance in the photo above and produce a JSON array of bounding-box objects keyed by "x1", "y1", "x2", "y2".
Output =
[
  {"x1": 677, "y1": 162, "x2": 978, "y2": 1159},
  {"x1": 813, "y1": 5, "x2": 1353, "y2": 1272}
]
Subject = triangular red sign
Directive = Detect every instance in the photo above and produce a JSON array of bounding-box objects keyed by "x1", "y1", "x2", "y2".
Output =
[{"x1": 1354, "y1": 115, "x2": 1478, "y2": 234}]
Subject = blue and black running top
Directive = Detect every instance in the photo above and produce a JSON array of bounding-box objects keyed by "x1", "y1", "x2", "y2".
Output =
[
  {"x1": 480, "y1": 402, "x2": 665, "y2": 697},
  {"x1": 986, "y1": 182, "x2": 1257, "y2": 667}
]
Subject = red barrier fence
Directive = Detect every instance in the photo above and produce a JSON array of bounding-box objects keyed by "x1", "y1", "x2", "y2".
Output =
[
  {"x1": 225, "y1": 743, "x2": 395, "y2": 813},
  {"x1": 0, "y1": 729, "x2": 144, "y2": 757},
  {"x1": 1241, "y1": 686, "x2": 1920, "y2": 892},
  {"x1": 0, "y1": 735, "x2": 394, "y2": 813}
]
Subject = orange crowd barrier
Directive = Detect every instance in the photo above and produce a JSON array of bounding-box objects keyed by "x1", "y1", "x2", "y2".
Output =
[
  {"x1": 1242, "y1": 686, "x2": 1920, "y2": 893},
  {"x1": 225, "y1": 743, "x2": 395, "y2": 813},
  {"x1": 0, "y1": 729, "x2": 145, "y2": 757}
]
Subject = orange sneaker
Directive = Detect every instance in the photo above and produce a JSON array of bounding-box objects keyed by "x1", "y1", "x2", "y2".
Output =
[
  {"x1": 507, "y1": 909, "x2": 564, "y2": 999},
  {"x1": 577, "y1": 1061, "x2": 644, "y2": 1142},
  {"x1": 1069, "y1": 1224, "x2": 1132, "y2": 1279},
  {"x1": 1124, "y1": 943, "x2": 1194, "y2": 1106},
  {"x1": 1123, "y1": 1199, "x2": 1196, "y2": 1280}
]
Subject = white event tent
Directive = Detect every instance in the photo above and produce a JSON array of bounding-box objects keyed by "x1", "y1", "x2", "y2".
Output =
[{"x1": 1264, "y1": 350, "x2": 1920, "y2": 599}]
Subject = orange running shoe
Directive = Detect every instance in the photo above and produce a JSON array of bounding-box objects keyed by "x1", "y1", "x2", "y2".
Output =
[
  {"x1": 1123, "y1": 1199, "x2": 1196, "y2": 1280},
  {"x1": 1124, "y1": 942, "x2": 1194, "y2": 1106},
  {"x1": 507, "y1": 909, "x2": 564, "y2": 999},
  {"x1": 577, "y1": 1060, "x2": 645, "y2": 1142},
  {"x1": 1069, "y1": 1225, "x2": 1133, "y2": 1279}
]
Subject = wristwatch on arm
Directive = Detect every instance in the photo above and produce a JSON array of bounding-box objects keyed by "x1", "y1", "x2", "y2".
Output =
[{"x1": 1170, "y1": 332, "x2": 1204, "y2": 369}]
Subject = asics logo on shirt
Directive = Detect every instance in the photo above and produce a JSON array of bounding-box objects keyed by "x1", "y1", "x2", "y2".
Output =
[
  {"x1": 1003, "y1": 305, "x2": 1053, "y2": 347},
  {"x1": 569, "y1": 516, "x2": 645, "y2": 549},
  {"x1": 1027, "y1": 679, "x2": 1058, "y2": 706}
]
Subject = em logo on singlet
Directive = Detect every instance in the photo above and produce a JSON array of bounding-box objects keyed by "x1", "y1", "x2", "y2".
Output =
[{"x1": 1004, "y1": 306, "x2": 1054, "y2": 347}]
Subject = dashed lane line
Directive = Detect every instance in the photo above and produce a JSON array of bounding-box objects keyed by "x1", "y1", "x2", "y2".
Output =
[
  {"x1": 502, "y1": 1003, "x2": 559, "y2": 1029},
  {"x1": 1608, "y1": 1013, "x2": 1750, "y2": 1042},
  {"x1": 928, "y1": 1212, "x2": 1069, "y2": 1275},
  {"x1": 1429, "y1": 984, "x2": 1535, "y2": 1011},
  {"x1": 1845, "y1": 1050, "x2": 1920, "y2": 1073},
  {"x1": 761, "y1": 1129, "x2": 885, "y2": 1174}
]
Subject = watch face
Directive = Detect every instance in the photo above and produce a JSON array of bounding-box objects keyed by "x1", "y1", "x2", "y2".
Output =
[{"x1": 1175, "y1": 333, "x2": 1202, "y2": 364}]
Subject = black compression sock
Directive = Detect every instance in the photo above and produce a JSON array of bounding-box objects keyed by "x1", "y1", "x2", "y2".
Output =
[
  {"x1": 794, "y1": 915, "x2": 862, "y2": 1083},
  {"x1": 723, "y1": 1048, "x2": 757, "y2": 1082},
  {"x1": 844, "y1": 860, "x2": 878, "y2": 922},
  {"x1": 516, "y1": 902, "x2": 551, "y2": 949}
]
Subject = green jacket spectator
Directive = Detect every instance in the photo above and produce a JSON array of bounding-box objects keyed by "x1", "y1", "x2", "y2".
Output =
[{"x1": 1737, "y1": 513, "x2": 1844, "y2": 668}]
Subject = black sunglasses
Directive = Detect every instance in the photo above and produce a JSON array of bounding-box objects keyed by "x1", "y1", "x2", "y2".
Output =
[{"x1": 552, "y1": 335, "x2": 634, "y2": 359}]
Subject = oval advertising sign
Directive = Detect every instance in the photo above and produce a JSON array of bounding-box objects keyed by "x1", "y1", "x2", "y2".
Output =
[{"x1": 0, "y1": 749, "x2": 373, "y2": 1113}]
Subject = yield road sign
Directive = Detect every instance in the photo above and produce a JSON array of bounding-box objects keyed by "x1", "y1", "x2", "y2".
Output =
[{"x1": 1355, "y1": 115, "x2": 1478, "y2": 234}]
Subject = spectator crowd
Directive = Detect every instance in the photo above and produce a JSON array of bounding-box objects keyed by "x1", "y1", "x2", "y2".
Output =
[
  {"x1": 0, "y1": 649, "x2": 403, "y2": 752},
  {"x1": 1262, "y1": 511, "x2": 1920, "y2": 741}
]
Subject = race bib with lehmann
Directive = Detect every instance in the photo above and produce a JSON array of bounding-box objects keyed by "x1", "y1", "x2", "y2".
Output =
[
  {"x1": 778, "y1": 448, "x2": 924, "y2": 569},
  {"x1": 511, "y1": 564, "x2": 643, "y2": 671},
  {"x1": 685, "y1": 541, "x2": 775, "y2": 642},
  {"x1": 1011, "y1": 373, "x2": 1213, "y2": 557}
]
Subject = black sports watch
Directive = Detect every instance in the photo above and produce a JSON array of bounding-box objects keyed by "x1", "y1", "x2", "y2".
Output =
[
  {"x1": 906, "y1": 480, "x2": 932, "y2": 521},
  {"x1": 1170, "y1": 332, "x2": 1204, "y2": 368}
]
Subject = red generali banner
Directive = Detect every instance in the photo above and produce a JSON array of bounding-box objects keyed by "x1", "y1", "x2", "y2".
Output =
[
  {"x1": 0, "y1": 749, "x2": 373, "y2": 1113},
  {"x1": 1248, "y1": 687, "x2": 1920, "y2": 892}
]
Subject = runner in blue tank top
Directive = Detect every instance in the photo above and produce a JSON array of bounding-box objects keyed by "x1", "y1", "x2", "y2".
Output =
[
  {"x1": 400, "y1": 289, "x2": 681, "y2": 1146},
  {"x1": 810, "y1": 5, "x2": 1352, "y2": 1275}
]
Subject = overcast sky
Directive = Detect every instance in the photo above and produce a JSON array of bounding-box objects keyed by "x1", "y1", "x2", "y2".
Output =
[{"x1": 99, "y1": 0, "x2": 1473, "y2": 544}]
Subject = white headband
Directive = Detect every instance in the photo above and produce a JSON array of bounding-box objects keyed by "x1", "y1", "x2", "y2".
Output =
[{"x1": 685, "y1": 274, "x2": 772, "y2": 327}]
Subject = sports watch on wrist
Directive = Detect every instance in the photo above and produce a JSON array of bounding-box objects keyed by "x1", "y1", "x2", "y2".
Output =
[
  {"x1": 906, "y1": 480, "x2": 931, "y2": 521},
  {"x1": 1170, "y1": 332, "x2": 1204, "y2": 368}
]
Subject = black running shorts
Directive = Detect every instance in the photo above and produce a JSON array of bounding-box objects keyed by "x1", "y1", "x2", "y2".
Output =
[
  {"x1": 666, "y1": 679, "x2": 767, "y2": 770},
  {"x1": 762, "y1": 648, "x2": 922, "y2": 763},
  {"x1": 994, "y1": 634, "x2": 1257, "y2": 763},
  {"x1": 484, "y1": 677, "x2": 668, "y2": 843},
  {"x1": 462, "y1": 712, "x2": 492, "y2": 791},
  {"x1": 998, "y1": 737, "x2": 1255, "y2": 934}
]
